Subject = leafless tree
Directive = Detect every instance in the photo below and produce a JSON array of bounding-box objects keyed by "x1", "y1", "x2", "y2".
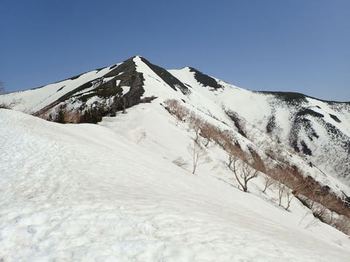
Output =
[
  {"x1": 164, "y1": 99, "x2": 189, "y2": 122},
  {"x1": 312, "y1": 205, "x2": 327, "y2": 221},
  {"x1": 262, "y1": 175, "x2": 275, "y2": 193},
  {"x1": 189, "y1": 139, "x2": 204, "y2": 175},
  {"x1": 277, "y1": 180, "x2": 286, "y2": 207},
  {"x1": 275, "y1": 173, "x2": 294, "y2": 210},
  {"x1": 227, "y1": 153, "x2": 258, "y2": 192},
  {"x1": 199, "y1": 122, "x2": 213, "y2": 147},
  {"x1": 334, "y1": 216, "x2": 350, "y2": 235},
  {"x1": 188, "y1": 112, "x2": 203, "y2": 144},
  {"x1": 284, "y1": 190, "x2": 293, "y2": 211}
]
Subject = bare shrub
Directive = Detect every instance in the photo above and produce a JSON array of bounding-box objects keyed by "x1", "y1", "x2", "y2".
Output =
[
  {"x1": 276, "y1": 182, "x2": 293, "y2": 210},
  {"x1": 273, "y1": 171, "x2": 294, "y2": 210},
  {"x1": 164, "y1": 99, "x2": 189, "y2": 122},
  {"x1": 277, "y1": 180, "x2": 286, "y2": 207},
  {"x1": 165, "y1": 99, "x2": 236, "y2": 151},
  {"x1": 264, "y1": 146, "x2": 350, "y2": 224},
  {"x1": 333, "y1": 216, "x2": 350, "y2": 235},
  {"x1": 199, "y1": 121, "x2": 219, "y2": 147},
  {"x1": 165, "y1": 99, "x2": 261, "y2": 186},
  {"x1": 189, "y1": 139, "x2": 204, "y2": 175},
  {"x1": 262, "y1": 175, "x2": 275, "y2": 193},
  {"x1": 284, "y1": 190, "x2": 293, "y2": 211},
  {"x1": 227, "y1": 153, "x2": 258, "y2": 192},
  {"x1": 188, "y1": 112, "x2": 203, "y2": 144},
  {"x1": 312, "y1": 205, "x2": 327, "y2": 222}
]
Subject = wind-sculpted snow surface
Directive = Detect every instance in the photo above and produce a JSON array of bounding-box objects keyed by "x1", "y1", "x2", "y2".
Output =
[{"x1": 0, "y1": 109, "x2": 350, "y2": 261}]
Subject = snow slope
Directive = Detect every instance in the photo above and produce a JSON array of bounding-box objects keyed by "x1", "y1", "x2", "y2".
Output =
[
  {"x1": 1, "y1": 56, "x2": 349, "y2": 195},
  {"x1": 169, "y1": 67, "x2": 350, "y2": 187},
  {"x1": 0, "y1": 66, "x2": 114, "y2": 113},
  {"x1": 1, "y1": 108, "x2": 350, "y2": 261}
]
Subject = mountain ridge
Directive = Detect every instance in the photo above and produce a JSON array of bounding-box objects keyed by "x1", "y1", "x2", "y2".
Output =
[
  {"x1": 1, "y1": 55, "x2": 349, "y2": 193},
  {"x1": 4, "y1": 55, "x2": 349, "y2": 103},
  {"x1": 1, "y1": 55, "x2": 350, "y2": 245}
]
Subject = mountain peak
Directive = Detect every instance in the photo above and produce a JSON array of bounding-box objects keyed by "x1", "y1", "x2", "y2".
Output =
[{"x1": 131, "y1": 55, "x2": 144, "y2": 60}]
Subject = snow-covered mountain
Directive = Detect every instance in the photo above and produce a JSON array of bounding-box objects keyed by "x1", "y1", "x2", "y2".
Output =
[
  {"x1": 2, "y1": 56, "x2": 349, "y2": 189},
  {"x1": 1, "y1": 56, "x2": 350, "y2": 260}
]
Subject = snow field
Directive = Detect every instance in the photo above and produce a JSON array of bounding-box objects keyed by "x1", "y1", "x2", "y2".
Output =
[{"x1": 1, "y1": 108, "x2": 349, "y2": 261}]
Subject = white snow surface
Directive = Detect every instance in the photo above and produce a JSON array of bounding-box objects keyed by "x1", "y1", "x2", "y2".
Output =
[{"x1": 1, "y1": 108, "x2": 350, "y2": 261}]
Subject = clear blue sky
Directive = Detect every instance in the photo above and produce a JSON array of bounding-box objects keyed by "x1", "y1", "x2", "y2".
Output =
[{"x1": 1, "y1": 0, "x2": 349, "y2": 101}]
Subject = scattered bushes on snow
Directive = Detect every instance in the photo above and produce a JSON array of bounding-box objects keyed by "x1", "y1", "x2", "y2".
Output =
[
  {"x1": 164, "y1": 98, "x2": 350, "y2": 235},
  {"x1": 297, "y1": 195, "x2": 350, "y2": 235},
  {"x1": 260, "y1": 134, "x2": 350, "y2": 226},
  {"x1": 165, "y1": 99, "x2": 260, "y2": 186}
]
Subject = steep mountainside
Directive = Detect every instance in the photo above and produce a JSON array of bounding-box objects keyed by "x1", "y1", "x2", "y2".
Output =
[
  {"x1": 1, "y1": 56, "x2": 349, "y2": 192},
  {"x1": 1, "y1": 56, "x2": 350, "y2": 260},
  {"x1": 1, "y1": 109, "x2": 349, "y2": 261}
]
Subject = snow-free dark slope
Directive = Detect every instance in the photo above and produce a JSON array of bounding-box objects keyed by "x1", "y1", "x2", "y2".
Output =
[{"x1": 1, "y1": 56, "x2": 350, "y2": 191}]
